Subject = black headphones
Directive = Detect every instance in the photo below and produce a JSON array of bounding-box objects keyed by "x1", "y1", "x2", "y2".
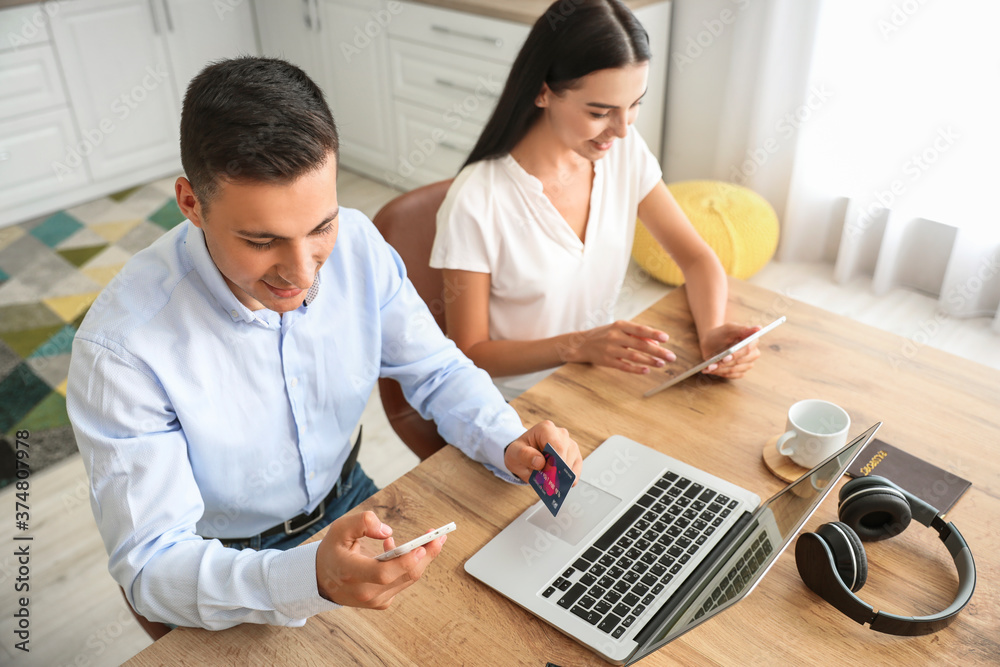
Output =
[{"x1": 794, "y1": 475, "x2": 976, "y2": 636}]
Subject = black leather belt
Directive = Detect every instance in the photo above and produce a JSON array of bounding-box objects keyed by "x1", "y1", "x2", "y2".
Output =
[{"x1": 213, "y1": 427, "x2": 362, "y2": 546}]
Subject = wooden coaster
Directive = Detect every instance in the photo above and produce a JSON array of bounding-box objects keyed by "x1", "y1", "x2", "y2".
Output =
[{"x1": 762, "y1": 434, "x2": 812, "y2": 483}]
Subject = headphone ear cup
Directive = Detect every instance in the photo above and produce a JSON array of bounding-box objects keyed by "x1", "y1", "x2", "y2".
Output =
[
  {"x1": 816, "y1": 522, "x2": 868, "y2": 592},
  {"x1": 839, "y1": 487, "x2": 912, "y2": 542}
]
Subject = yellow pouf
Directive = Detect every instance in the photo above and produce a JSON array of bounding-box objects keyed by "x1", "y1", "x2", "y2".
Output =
[{"x1": 632, "y1": 180, "x2": 779, "y2": 285}]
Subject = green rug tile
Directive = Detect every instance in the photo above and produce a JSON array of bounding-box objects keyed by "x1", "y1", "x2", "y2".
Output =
[
  {"x1": 0, "y1": 324, "x2": 67, "y2": 358},
  {"x1": 149, "y1": 199, "x2": 185, "y2": 230},
  {"x1": 109, "y1": 184, "x2": 142, "y2": 202},
  {"x1": 57, "y1": 244, "x2": 108, "y2": 268},
  {"x1": 30, "y1": 211, "x2": 84, "y2": 248},
  {"x1": 0, "y1": 268, "x2": 7, "y2": 282},
  {"x1": 28, "y1": 324, "x2": 76, "y2": 358},
  {"x1": 0, "y1": 438, "x2": 15, "y2": 489},
  {"x1": 0, "y1": 302, "x2": 64, "y2": 334},
  {"x1": 9, "y1": 391, "x2": 68, "y2": 434},
  {"x1": 0, "y1": 362, "x2": 52, "y2": 433}
]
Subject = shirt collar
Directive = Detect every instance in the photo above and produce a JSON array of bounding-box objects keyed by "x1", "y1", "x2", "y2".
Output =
[
  {"x1": 184, "y1": 222, "x2": 322, "y2": 324},
  {"x1": 182, "y1": 222, "x2": 262, "y2": 324}
]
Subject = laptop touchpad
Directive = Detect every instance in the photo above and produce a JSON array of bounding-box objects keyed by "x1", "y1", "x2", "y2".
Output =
[{"x1": 527, "y1": 481, "x2": 621, "y2": 546}]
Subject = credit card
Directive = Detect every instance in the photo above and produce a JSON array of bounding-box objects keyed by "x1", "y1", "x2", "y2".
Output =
[{"x1": 529, "y1": 443, "x2": 576, "y2": 517}]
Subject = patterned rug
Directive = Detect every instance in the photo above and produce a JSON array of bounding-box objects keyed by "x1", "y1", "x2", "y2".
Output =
[{"x1": 0, "y1": 176, "x2": 185, "y2": 488}]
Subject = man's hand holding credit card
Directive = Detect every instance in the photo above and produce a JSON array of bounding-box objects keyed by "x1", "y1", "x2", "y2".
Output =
[
  {"x1": 530, "y1": 443, "x2": 578, "y2": 517},
  {"x1": 501, "y1": 421, "x2": 584, "y2": 516}
]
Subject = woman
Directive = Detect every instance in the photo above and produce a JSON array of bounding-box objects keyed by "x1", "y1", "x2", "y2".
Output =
[{"x1": 430, "y1": 0, "x2": 761, "y2": 400}]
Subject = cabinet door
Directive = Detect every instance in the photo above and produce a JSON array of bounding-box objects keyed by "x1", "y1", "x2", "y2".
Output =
[
  {"x1": 49, "y1": 0, "x2": 179, "y2": 181},
  {"x1": 161, "y1": 0, "x2": 260, "y2": 103},
  {"x1": 315, "y1": 0, "x2": 396, "y2": 174},
  {"x1": 254, "y1": 0, "x2": 325, "y2": 86},
  {"x1": 0, "y1": 109, "x2": 89, "y2": 209}
]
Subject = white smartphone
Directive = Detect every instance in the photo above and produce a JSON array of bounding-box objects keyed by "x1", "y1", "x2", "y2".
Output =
[
  {"x1": 643, "y1": 316, "x2": 786, "y2": 397},
  {"x1": 374, "y1": 522, "x2": 456, "y2": 561}
]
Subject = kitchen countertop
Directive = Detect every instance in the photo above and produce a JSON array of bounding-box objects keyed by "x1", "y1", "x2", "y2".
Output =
[
  {"x1": 0, "y1": 0, "x2": 667, "y2": 26},
  {"x1": 409, "y1": 0, "x2": 666, "y2": 25},
  {"x1": 0, "y1": 0, "x2": 37, "y2": 10}
]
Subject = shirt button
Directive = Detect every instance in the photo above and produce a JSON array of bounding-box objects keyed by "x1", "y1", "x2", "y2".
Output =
[
  {"x1": 230, "y1": 309, "x2": 238, "y2": 318},
  {"x1": 308, "y1": 471, "x2": 315, "y2": 480},
  {"x1": 290, "y1": 378, "x2": 299, "y2": 388}
]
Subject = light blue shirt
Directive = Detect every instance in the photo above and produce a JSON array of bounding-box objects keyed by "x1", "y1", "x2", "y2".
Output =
[{"x1": 67, "y1": 209, "x2": 525, "y2": 629}]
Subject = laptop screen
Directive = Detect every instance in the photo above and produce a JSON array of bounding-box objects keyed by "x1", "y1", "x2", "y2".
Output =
[{"x1": 626, "y1": 424, "x2": 880, "y2": 665}]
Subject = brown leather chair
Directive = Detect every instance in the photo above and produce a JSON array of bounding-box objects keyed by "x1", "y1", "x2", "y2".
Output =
[
  {"x1": 120, "y1": 586, "x2": 172, "y2": 640},
  {"x1": 373, "y1": 179, "x2": 454, "y2": 461}
]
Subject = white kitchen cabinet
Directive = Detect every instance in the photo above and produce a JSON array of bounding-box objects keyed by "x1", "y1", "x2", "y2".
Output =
[
  {"x1": 0, "y1": 6, "x2": 88, "y2": 218},
  {"x1": 392, "y1": 99, "x2": 479, "y2": 188},
  {"x1": 48, "y1": 0, "x2": 179, "y2": 182},
  {"x1": 49, "y1": 0, "x2": 261, "y2": 182},
  {"x1": 160, "y1": 0, "x2": 260, "y2": 103},
  {"x1": 254, "y1": 0, "x2": 325, "y2": 86},
  {"x1": 0, "y1": 108, "x2": 90, "y2": 209},
  {"x1": 257, "y1": 0, "x2": 397, "y2": 178},
  {"x1": 315, "y1": 0, "x2": 396, "y2": 175},
  {"x1": 0, "y1": 0, "x2": 261, "y2": 228},
  {"x1": 385, "y1": 2, "x2": 529, "y2": 188},
  {"x1": 256, "y1": 0, "x2": 669, "y2": 191},
  {"x1": 0, "y1": 45, "x2": 66, "y2": 123}
]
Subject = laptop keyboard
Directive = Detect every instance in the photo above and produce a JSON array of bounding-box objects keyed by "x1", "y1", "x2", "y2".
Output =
[
  {"x1": 540, "y1": 471, "x2": 739, "y2": 639},
  {"x1": 691, "y1": 532, "x2": 773, "y2": 621}
]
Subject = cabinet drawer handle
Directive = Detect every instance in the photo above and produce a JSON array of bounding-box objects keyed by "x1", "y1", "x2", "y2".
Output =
[
  {"x1": 434, "y1": 77, "x2": 499, "y2": 99},
  {"x1": 430, "y1": 24, "x2": 502, "y2": 48},
  {"x1": 438, "y1": 141, "x2": 465, "y2": 153}
]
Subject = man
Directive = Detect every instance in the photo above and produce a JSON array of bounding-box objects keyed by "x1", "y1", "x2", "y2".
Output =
[{"x1": 67, "y1": 57, "x2": 582, "y2": 630}]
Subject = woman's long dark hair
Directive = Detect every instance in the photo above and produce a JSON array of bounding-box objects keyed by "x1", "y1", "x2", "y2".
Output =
[{"x1": 461, "y1": 0, "x2": 650, "y2": 169}]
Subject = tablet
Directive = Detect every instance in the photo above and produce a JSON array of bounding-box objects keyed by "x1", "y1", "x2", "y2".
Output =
[{"x1": 643, "y1": 316, "x2": 786, "y2": 397}]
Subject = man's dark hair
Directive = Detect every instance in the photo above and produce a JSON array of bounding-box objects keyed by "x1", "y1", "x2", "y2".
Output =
[{"x1": 180, "y1": 56, "x2": 338, "y2": 209}]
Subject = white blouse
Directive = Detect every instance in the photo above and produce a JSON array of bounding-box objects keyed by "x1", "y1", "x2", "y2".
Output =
[{"x1": 430, "y1": 126, "x2": 663, "y2": 399}]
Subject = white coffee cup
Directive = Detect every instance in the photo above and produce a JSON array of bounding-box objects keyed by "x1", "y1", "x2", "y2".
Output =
[{"x1": 776, "y1": 399, "x2": 851, "y2": 469}]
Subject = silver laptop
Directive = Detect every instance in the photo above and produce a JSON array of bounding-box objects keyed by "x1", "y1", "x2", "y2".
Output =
[{"x1": 465, "y1": 424, "x2": 880, "y2": 665}]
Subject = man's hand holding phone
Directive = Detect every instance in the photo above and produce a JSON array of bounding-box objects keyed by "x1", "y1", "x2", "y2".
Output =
[{"x1": 315, "y1": 511, "x2": 448, "y2": 609}]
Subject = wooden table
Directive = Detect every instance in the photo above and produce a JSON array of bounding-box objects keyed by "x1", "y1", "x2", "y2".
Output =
[{"x1": 126, "y1": 279, "x2": 999, "y2": 665}]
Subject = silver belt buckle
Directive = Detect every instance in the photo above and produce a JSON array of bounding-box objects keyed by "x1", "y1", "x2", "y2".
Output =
[{"x1": 284, "y1": 499, "x2": 325, "y2": 535}]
